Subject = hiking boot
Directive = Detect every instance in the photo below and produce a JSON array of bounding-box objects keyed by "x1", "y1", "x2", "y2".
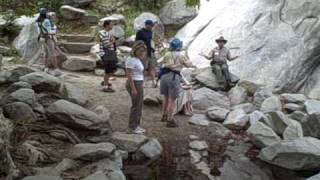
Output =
[
  {"x1": 166, "y1": 119, "x2": 179, "y2": 128},
  {"x1": 161, "y1": 114, "x2": 168, "y2": 122}
]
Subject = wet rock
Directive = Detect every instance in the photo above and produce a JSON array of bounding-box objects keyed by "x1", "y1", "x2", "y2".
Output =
[
  {"x1": 138, "y1": 138, "x2": 162, "y2": 159},
  {"x1": 20, "y1": 72, "x2": 61, "y2": 93},
  {"x1": 259, "y1": 137, "x2": 320, "y2": 170},
  {"x1": 284, "y1": 103, "x2": 303, "y2": 113},
  {"x1": 61, "y1": 83, "x2": 88, "y2": 106},
  {"x1": 7, "y1": 66, "x2": 36, "y2": 83},
  {"x1": 22, "y1": 176, "x2": 62, "y2": 180},
  {"x1": 60, "y1": 5, "x2": 87, "y2": 20},
  {"x1": 189, "y1": 114, "x2": 210, "y2": 126},
  {"x1": 189, "y1": 140, "x2": 208, "y2": 151},
  {"x1": 208, "y1": 122, "x2": 231, "y2": 139},
  {"x1": 223, "y1": 109, "x2": 249, "y2": 129},
  {"x1": 248, "y1": 110, "x2": 268, "y2": 125},
  {"x1": 247, "y1": 121, "x2": 281, "y2": 148},
  {"x1": 283, "y1": 120, "x2": 303, "y2": 140},
  {"x1": 253, "y1": 87, "x2": 273, "y2": 107},
  {"x1": 193, "y1": 87, "x2": 230, "y2": 110},
  {"x1": 288, "y1": 111, "x2": 308, "y2": 122},
  {"x1": 206, "y1": 106, "x2": 229, "y2": 122},
  {"x1": 3, "y1": 102, "x2": 37, "y2": 122},
  {"x1": 228, "y1": 85, "x2": 248, "y2": 106},
  {"x1": 301, "y1": 114, "x2": 320, "y2": 138},
  {"x1": 1, "y1": 88, "x2": 36, "y2": 108},
  {"x1": 159, "y1": 0, "x2": 197, "y2": 27},
  {"x1": 47, "y1": 100, "x2": 109, "y2": 131},
  {"x1": 260, "y1": 95, "x2": 282, "y2": 113},
  {"x1": 70, "y1": 143, "x2": 116, "y2": 161},
  {"x1": 305, "y1": 100, "x2": 320, "y2": 115},
  {"x1": 263, "y1": 111, "x2": 290, "y2": 135},
  {"x1": 280, "y1": 93, "x2": 307, "y2": 104},
  {"x1": 7, "y1": 81, "x2": 32, "y2": 93},
  {"x1": 195, "y1": 67, "x2": 239, "y2": 90},
  {"x1": 232, "y1": 103, "x2": 256, "y2": 114},
  {"x1": 62, "y1": 56, "x2": 96, "y2": 71},
  {"x1": 111, "y1": 132, "x2": 148, "y2": 152}
]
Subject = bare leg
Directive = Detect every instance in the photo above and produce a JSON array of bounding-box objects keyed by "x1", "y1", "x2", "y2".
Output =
[
  {"x1": 166, "y1": 96, "x2": 178, "y2": 127},
  {"x1": 161, "y1": 96, "x2": 169, "y2": 121},
  {"x1": 149, "y1": 68, "x2": 156, "y2": 87}
]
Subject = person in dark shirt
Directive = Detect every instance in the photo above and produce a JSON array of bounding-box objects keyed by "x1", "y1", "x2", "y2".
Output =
[{"x1": 135, "y1": 20, "x2": 156, "y2": 87}]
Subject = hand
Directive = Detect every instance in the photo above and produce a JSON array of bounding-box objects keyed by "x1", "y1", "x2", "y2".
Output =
[{"x1": 131, "y1": 88, "x2": 138, "y2": 96}]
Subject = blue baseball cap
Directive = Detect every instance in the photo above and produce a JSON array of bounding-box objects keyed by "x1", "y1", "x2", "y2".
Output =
[
  {"x1": 39, "y1": 8, "x2": 48, "y2": 15},
  {"x1": 170, "y1": 38, "x2": 183, "y2": 51},
  {"x1": 145, "y1": 20, "x2": 155, "y2": 26}
]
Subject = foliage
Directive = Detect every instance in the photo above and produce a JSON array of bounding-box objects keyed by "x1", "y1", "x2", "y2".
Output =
[
  {"x1": 186, "y1": 0, "x2": 200, "y2": 7},
  {"x1": 0, "y1": 11, "x2": 20, "y2": 44}
]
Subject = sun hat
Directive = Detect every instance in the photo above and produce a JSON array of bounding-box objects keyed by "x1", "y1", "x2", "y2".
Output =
[{"x1": 215, "y1": 36, "x2": 228, "y2": 44}]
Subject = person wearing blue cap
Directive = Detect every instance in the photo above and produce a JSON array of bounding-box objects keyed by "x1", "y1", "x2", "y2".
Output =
[
  {"x1": 135, "y1": 20, "x2": 156, "y2": 87},
  {"x1": 158, "y1": 38, "x2": 196, "y2": 127}
]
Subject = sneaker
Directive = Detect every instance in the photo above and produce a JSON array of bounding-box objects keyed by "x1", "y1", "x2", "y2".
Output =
[{"x1": 137, "y1": 126, "x2": 146, "y2": 133}]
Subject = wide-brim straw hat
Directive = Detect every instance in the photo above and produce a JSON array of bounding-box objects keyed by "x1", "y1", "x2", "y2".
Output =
[{"x1": 215, "y1": 36, "x2": 228, "y2": 44}]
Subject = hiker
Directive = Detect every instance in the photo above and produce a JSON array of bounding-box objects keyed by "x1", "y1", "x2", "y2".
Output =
[
  {"x1": 200, "y1": 36, "x2": 239, "y2": 89},
  {"x1": 159, "y1": 38, "x2": 196, "y2": 128},
  {"x1": 135, "y1": 20, "x2": 156, "y2": 88},
  {"x1": 97, "y1": 20, "x2": 118, "y2": 92},
  {"x1": 126, "y1": 41, "x2": 147, "y2": 134},
  {"x1": 37, "y1": 8, "x2": 62, "y2": 76}
]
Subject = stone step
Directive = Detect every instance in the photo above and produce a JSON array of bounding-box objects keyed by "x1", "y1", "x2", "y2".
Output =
[
  {"x1": 58, "y1": 34, "x2": 95, "y2": 43},
  {"x1": 60, "y1": 42, "x2": 95, "y2": 54}
]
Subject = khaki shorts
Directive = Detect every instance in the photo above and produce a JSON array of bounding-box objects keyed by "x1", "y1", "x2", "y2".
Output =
[{"x1": 143, "y1": 53, "x2": 156, "y2": 70}]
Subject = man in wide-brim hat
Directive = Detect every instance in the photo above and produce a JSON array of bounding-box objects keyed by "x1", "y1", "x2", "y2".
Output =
[{"x1": 200, "y1": 36, "x2": 239, "y2": 89}]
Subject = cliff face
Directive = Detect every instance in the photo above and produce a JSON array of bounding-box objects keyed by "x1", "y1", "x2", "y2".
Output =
[{"x1": 177, "y1": 0, "x2": 320, "y2": 97}]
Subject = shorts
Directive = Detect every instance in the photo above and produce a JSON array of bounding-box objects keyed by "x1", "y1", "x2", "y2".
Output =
[
  {"x1": 143, "y1": 53, "x2": 156, "y2": 70},
  {"x1": 160, "y1": 72, "x2": 181, "y2": 99},
  {"x1": 102, "y1": 50, "x2": 118, "y2": 74}
]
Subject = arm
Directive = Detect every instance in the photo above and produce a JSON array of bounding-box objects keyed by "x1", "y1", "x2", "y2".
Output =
[{"x1": 126, "y1": 68, "x2": 137, "y2": 96}]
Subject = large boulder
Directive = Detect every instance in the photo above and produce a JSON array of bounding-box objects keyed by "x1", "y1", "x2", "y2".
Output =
[
  {"x1": 283, "y1": 120, "x2": 303, "y2": 140},
  {"x1": 62, "y1": 56, "x2": 96, "y2": 71},
  {"x1": 259, "y1": 137, "x2": 320, "y2": 170},
  {"x1": 47, "y1": 100, "x2": 110, "y2": 131},
  {"x1": 20, "y1": 72, "x2": 61, "y2": 93},
  {"x1": 1, "y1": 88, "x2": 36, "y2": 108},
  {"x1": 7, "y1": 66, "x2": 36, "y2": 83},
  {"x1": 7, "y1": 82, "x2": 32, "y2": 93},
  {"x1": 247, "y1": 121, "x2": 281, "y2": 148},
  {"x1": 228, "y1": 85, "x2": 248, "y2": 106},
  {"x1": 159, "y1": 0, "x2": 197, "y2": 27},
  {"x1": 193, "y1": 87, "x2": 230, "y2": 110},
  {"x1": 60, "y1": 5, "x2": 87, "y2": 20},
  {"x1": 301, "y1": 114, "x2": 320, "y2": 138},
  {"x1": 231, "y1": 103, "x2": 256, "y2": 114},
  {"x1": 3, "y1": 102, "x2": 37, "y2": 122},
  {"x1": 111, "y1": 132, "x2": 148, "y2": 152},
  {"x1": 253, "y1": 87, "x2": 273, "y2": 107},
  {"x1": 260, "y1": 95, "x2": 282, "y2": 113},
  {"x1": 206, "y1": 106, "x2": 229, "y2": 122},
  {"x1": 208, "y1": 122, "x2": 231, "y2": 139},
  {"x1": 63, "y1": 0, "x2": 95, "y2": 7},
  {"x1": 69, "y1": 143, "x2": 116, "y2": 161},
  {"x1": 280, "y1": 93, "x2": 307, "y2": 104},
  {"x1": 134, "y1": 12, "x2": 161, "y2": 31},
  {"x1": 223, "y1": 109, "x2": 249, "y2": 129},
  {"x1": 189, "y1": 114, "x2": 210, "y2": 126},
  {"x1": 61, "y1": 83, "x2": 88, "y2": 106},
  {"x1": 263, "y1": 111, "x2": 290, "y2": 135},
  {"x1": 177, "y1": 0, "x2": 320, "y2": 94},
  {"x1": 138, "y1": 138, "x2": 162, "y2": 159},
  {"x1": 195, "y1": 67, "x2": 239, "y2": 90},
  {"x1": 304, "y1": 100, "x2": 320, "y2": 115}
]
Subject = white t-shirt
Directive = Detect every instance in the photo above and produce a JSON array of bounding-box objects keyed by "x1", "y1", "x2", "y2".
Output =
[{"x1": 125, "y1": 57, "x2": 144, "y2": 81}]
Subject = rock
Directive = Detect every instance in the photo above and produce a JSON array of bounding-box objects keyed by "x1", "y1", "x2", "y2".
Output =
[
  {"x1": 0, "y1": 45, "x2": 11, "y2": 55},
  {"x1": 189, "y1": 150, "x2": 201, "y2": 164},
  {"x1": 55, "y1": 158, "x2": 78, "y2": 173},
  {"x1": 253, "y1": 87, "x2": 273, "y2": 107},
  {"x1": 34, "y1": 167, "x2": 60, "y2": 176},
  {"x1": 111, "y1": 132, "x2": 148, "y2": 152},
  {"x1": 288, "y1": 111, "x2": 308, "y2": 122},
  {"x1": 206, "y1": 106, "x2": 229, "y2": 122},
  {"x1": 47, "y1": 100, "x2": 109, "y2": 131},
  {"x1": 231, "y1": 103, "x2": 256, "y2": 114},
  {"x1": 284, "y1": 103, "x2": 303, "y2": 112},
  {"x1": 143, "y1": 94, "x2": 161, "y2": 106},
  {"x1": 7, "y1": 81, "x2": 32, "y2": 93},
  {"x1": 82, "y1": 14, "x2": 99, "y2": 25},
  {"x1": 118, "y1": 46, "x2": 132, "y2": 53},
  {"x1": 94, "y1": 105, "x2": 111, "y2": 123},
  {"x1": 189, "y1": 114, "x2": 210, "y2": 126},
  {"x1": 305, "y1": 100, "x2": 320, "y2": 115},
  {"x1": 83, "y1": 171, "x2": 108, "y2": 180},
  {"x1": 61, "y1": 42, "x2": 95, "y2": 54},
  {"x1": 307, "y1": 173, "x2": 320, "y2": 180},
  {"x1": 100, "y1": 14, "x2": 126, "y2": 24},
  {"x1": 223, "y1": 109, "x2": 249, "y2": 129},
  {"x1": 7, "y1": 66, "x2": 36, "y2": 83},
  {"x1": 193, "y1": 87, "x2": 230, "y2": 110},
  {"x1": 189, "y1": 140, "x2": 208, "y2": 151},
  {"x1": 1, "y1": 88, "x2": 36, "y2": 108},
  {"x1": 111, "y1": 25, "x2": 125, "y2": 39},
  {"x1": 134, "y1": 12, "x2": 161, "y2": 31},
  {"x1": 114, "y1": 68, "x2": 126, "y2": 77},
  {"x1": 283, "y1": 120, "x2": 303, "y2": 140},
  {"x1": 69, "y1": 143, "x2": 116, "y2": 161},
  {"x1": 189, "y1": 135, "x2": 200, "y2": 140},
  {"x1": 195, "y1": 67, "x2": 239, "y2": 90},
  {"x1": 263, "y1": 111, "x2": 290, "y2": 135},
  {"x1": 94, "y1": 69, "x2": 104, "y2": 76},
  {"x1": 20, "y1": 72, "x2": 61, "y2": 93},
  {"x1": 259, "y1": 137, "x2": 320, "y2": 170},
  {"x1": 280, "y1": 93, "x2": 307, "y2": 104},
  {"x1": 177, "y1": 0, "x2": 320, "y2": 94},
  {"x1": 260, "y1": 95, "x2": 282, "y2": 113},
  {"x1": 301, "y1": 114, "x2": 320, "y2": 138},
  {"x1": 62, "y1": 56, "x2": 96, "y2": 71},
  {"x1": 138, "y1": 138, "x2": 162, "y2": 159},
  {"x1": 3, "y1": 102, "x2": 37, "y2": 122},
  {"x1": 208, "y1": 122, "x2": 231, "y2": 139},
  {"x1": 247, "y1": 121, "x2": 281, "y2": 148},
  {"x1": 228, "y1": 85, "x2": 248, "y2": 106},
  {"x1": 248, "y1": 110, "x2": 268, "y2": 125},
  {"x1": 0, "y1": 71, "x2": 10, "y2": 84},
  {"x1": 61, "y1": 83, "x2": 88, "y2": 106},
  {"x1": 238, "y1": 80, "x2": 263, "y2": 96},
  {"x1": 159, "y1": 0, "x2": 197, "y2": 27},
  {"x1": 60, "y1": 5, "x2": 87, "y2": 20},
  {"x1": 63, "y1": 0, "x2": 95, "y2": 7},
  {"x1": 59, "y1": 34, "x2": 94, "y2": 43},
  {"x1": 22, "y1": 176, "x2": 62, "y2": 180}
]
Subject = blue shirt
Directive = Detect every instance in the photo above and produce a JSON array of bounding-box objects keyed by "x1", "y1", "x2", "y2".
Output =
[{"x1": 135, "y1": 28, "x2": 154, "y2": 57}]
